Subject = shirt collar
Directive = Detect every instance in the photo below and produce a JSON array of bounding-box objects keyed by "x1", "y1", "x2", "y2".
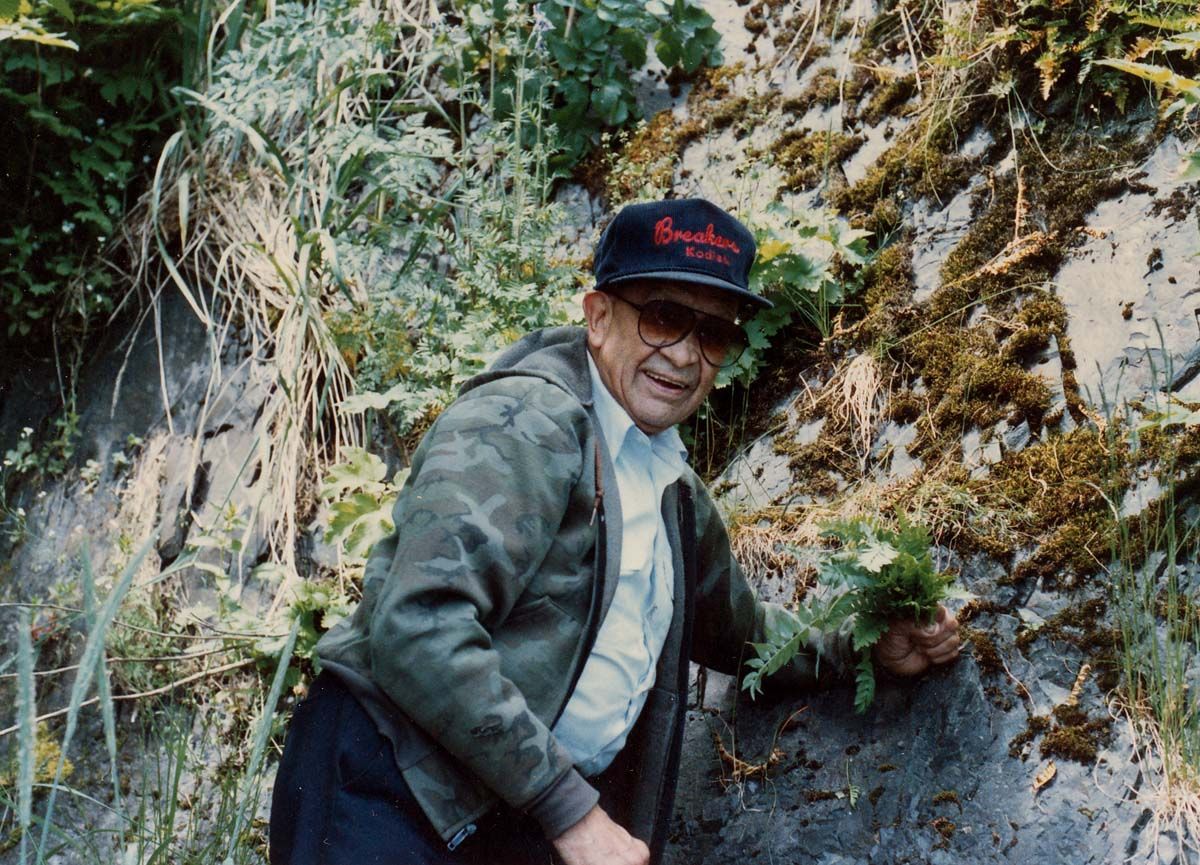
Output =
[{"x1": 586, "y1": 352, "x2": 688, "y2": 471}]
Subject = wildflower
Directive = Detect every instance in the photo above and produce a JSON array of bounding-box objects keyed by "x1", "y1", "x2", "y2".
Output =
[
  {"x1": 532, "y1": 3, "x2": 552, "y2": 51},
  {"x1": 62, "y1": 220, "x2": 75, "y2": 234},
  {"x1": 22, "y1": 427, "x2": 32, "y2": 436},
  {"x1": 97, "y1": 118, "x2": 106, "y2": 127}
]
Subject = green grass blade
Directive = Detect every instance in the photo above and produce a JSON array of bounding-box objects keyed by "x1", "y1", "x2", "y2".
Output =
[
  {"x1": 37, "y1": 537, "x2": 155, "y2": 860},
  {"x1": 224, "y1": 617, "x2": 300, "y2": 862},
  {"x1": 82, "y1": 555, "x2": 124, "y2": 826},
  {"x1": 17, "y1": 608, "x2": 36, "y2": 865}
]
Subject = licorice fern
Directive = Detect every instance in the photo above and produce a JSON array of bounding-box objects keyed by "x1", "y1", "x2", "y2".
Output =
[{"x1": 742, "y1": 515, "x2": 968, "y2": 712}]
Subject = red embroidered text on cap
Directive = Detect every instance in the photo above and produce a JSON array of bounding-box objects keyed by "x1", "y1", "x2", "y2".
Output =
[{"x1": 652, "y1": 217, "x2": 743, "y2": 255}]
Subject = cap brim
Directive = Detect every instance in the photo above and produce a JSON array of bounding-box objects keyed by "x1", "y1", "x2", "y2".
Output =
[{"x1": 598, "y1": 270, "x2": 774, "y2": 310}]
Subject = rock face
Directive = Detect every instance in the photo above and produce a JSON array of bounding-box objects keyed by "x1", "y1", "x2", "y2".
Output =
[
  {"x1": 661, "y1": 1, "x2": 1199, "y2": 864},
  {"x1": 669, "y1": 662, "x2": 1144, "y2": 865}
]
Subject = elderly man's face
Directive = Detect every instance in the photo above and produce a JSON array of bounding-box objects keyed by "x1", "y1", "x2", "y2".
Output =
[{"x1": 583, "y1": 281, "x2": 740, "y2": 435}]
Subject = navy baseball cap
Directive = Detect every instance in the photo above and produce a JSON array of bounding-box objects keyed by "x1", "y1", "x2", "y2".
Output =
[{"x1": 592, "y1": 199, "x2": 772, "y2": 310}]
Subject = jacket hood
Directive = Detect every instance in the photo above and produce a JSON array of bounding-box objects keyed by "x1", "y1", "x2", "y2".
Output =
[{"x1": 461, "y1": 326, "x2": 594, "y2": 407}]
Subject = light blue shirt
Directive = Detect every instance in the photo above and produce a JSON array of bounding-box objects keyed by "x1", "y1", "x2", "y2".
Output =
[{"x1": 552, "y1": 353, "x2": 688, "y2": 777}]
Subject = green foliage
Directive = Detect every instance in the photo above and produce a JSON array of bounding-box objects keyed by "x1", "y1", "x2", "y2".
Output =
[
  {"x1": 821, "y1": 514, "x2": 959, "y2": 626},
  {"x1": 0, "y1": 0, "x2": 186, "y2": 338},
  {"x1": 1, "y1": 412, "x2": 79, "y2": 489},
  {"x1": 987, "y1": 0, "x2": 1198, "y2": 111},
  {"x1": 319, "y1": 447, "x2": 405, "y2": 560},
  {"x1": 718, "y1": 204, "x2": 870, "y2": 388},
  {"x1": 741, "y1": 515, "x2": 966, "y2": 712},
  {"x1": 451, "y1": 0, "x2": 722, "y2": 167},
  {"x1": 741, "y1": 604, "x2": 820, "y2": 699}
]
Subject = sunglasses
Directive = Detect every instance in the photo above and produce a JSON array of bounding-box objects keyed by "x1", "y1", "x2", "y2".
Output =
[{"x1": 608, "y1": 293, "x2": 749, "y2": 368}]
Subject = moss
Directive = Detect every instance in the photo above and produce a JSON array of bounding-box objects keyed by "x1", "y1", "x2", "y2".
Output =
[
  {"x1": 600, "y1": 111, "x2": 685, "y2": 204},
  {"x1": 999, "y1": 294, "x2": 1069, "y2": 363},
  {"x1": 860, "y1": 74, "x2": 918, "y2": 126},
  {"x1": 831, "y1": 126, "x2": 978, "y2": 218},
  {"x1": 962, "y1": 626, "x2": 1004, "y2": 674},
  {"x1": 931, "y1": 816, "x2": 957, "y2": 840},
  {"x1": 859, "y1": 199, "x2": 900, "y2": 240},
  {"x1": 744, "y1": 1, "x2": 769, "y2": 34},
  {"x1": 1009, "y1": 521, "x2": 1111, "y2": 586},
  {"x1": 957, "y1": 598, "x2": 1011, "y2": 625},
  {"x1": 781, "y1": 67, "x2": 866, "y2": 117},
  {"x1": 670, "y1": 63, "x2": 770, "y2": 150},
  {"x1": 887, "y1": 389, "x2": 924, "y2": 425},
  {"x1": 1040, "y1": 722, "x2": 1109, "y2": 763},
  {"x1": 905, "y1": 326, "x2": 1053, "y2": 447},
  {"x1": 933, "y1": 790, "x2": 962, "y2": 808},
  {"x1": 955, "y1": 429, "x2": 1132, "y2": 588},
  {"x1": 1009, "y1": 714, "x2": 1051, "y2": 759},
  {"x1": 857, "y1": 241, "x2": 920, "y2": 352},
  {"x1": 769, "y1": 128, "x2": 865, "y2": 192},
  {"x1": 774, "y1": 415, "x2": 856, "y2": 498},
  {"x1": 1051, "y1": 703, "x2": 1090, "y2": 728},
  {"x1": 1014, "y1": 598, "x2": 1119, "y2": 653}
]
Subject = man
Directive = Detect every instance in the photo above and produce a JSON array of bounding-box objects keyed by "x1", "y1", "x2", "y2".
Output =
[{"x1": 269, "y1": 199, "x2": 961, "y2": 865}]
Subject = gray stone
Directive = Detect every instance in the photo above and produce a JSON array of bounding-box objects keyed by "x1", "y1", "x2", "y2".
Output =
[
  {"x1": 911, "y1": 183, "x2": 980, "y2": 304},
  {"x1": 1056, "y1": 136, "x2": 1200, "y2": 407}
]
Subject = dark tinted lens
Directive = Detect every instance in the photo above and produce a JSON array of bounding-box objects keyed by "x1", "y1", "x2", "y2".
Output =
[
  {"x1": 696, "y1": 318, "x2": 748, "y2": 367},
  {"x1": 638, "y1": 300, "x2": 695, "y2": 347}
]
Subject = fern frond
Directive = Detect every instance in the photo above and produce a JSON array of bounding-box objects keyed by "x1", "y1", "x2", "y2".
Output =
[
  {"x1": 1036, "y1": 51, "x2": 1062, "y2": 100},
  {"x1": 853, "y1": 652, "x2": 876, "y2": 714}
]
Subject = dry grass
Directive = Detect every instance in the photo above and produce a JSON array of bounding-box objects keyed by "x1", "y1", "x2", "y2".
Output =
[
  {"x1": 1110, "y1": 704, "x2": 1200, "y2": 863},
  {"x1": 834, "y1": 353, "x2": 885, "y2": 466},
  {"x1": 117, "y1": 0, "x2": 445, "y2": 605}
]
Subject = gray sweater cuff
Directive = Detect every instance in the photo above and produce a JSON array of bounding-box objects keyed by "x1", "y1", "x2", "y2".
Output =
[{"x1": 523, "y1": 767, "x2": 599, "y2": 840}]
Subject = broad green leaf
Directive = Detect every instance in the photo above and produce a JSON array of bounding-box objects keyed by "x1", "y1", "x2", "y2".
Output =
[
  {"x1": 45, "y1": 0, "x2": 73, "y2": 22},
  {"x1": 327, "y1": 492, "x2": 397, "y2": 558},
  {"x1": 858, "y1": 539, "x2": 900, "y2": 572},
  {"x1": 320, "y1": 447, "x2": 388, "y2": 499}
]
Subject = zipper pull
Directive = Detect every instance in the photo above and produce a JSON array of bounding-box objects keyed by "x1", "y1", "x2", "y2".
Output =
[{"x1": 446, "y1": 823, "x2": 477, "y2": 851}]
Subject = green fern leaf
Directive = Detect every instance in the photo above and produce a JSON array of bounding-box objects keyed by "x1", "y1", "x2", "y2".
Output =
[{"x1": 853, "y1": 652, "x2": 876, "y2": 714}]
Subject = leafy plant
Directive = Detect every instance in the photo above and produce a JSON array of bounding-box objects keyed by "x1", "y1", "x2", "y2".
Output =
[
  {"x1": 742, "y1": 515, "x2": 966, "y2": 713},
  {"x1": 987, "y1": 0, "x2": 1198, "y2": 112},
  {"x1": 320, "y1": 447, "x2": 405, "y2": 560},
  {"x1": 450, "y1": 0, "x2": 722, "y2": 168},
  {"x1": 718, "y1": 203, "x2": 871, "y2": 388},
  {"x1": 0, "y1": 0, "x2": 187, "y2": 339},
  {"x1": 1097, "y1": 24, "x2": 1200, "y2": 175}
]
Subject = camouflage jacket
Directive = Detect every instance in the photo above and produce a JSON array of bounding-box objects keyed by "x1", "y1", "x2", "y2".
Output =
[{"x1": 315, "y1": 327, "x2": 846, "y2": 856}]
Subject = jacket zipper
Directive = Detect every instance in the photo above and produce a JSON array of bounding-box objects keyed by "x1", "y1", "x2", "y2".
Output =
[{"x1": 446, "y1": 822, "x2": 477, "y2": 851}]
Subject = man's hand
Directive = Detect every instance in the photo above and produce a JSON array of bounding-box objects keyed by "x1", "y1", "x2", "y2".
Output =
[
  {"x1": 873, "y1": 604, "x2": 961, "y2": 677},
  {"x1": 552, "y1": 805, "x2": 649, "y2": 865}
]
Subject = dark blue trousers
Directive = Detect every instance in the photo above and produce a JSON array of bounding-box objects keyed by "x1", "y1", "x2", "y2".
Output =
[{"x1": 269, "y1": 672, "x2": 558, "y2": 865}]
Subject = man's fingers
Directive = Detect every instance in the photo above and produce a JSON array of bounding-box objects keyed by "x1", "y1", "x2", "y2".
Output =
[
  {"x1": 925, "y1": 636, "x2": 962, "y2": 665},
  {"x1": 911, "y1": 607, "x2": 959, "y2": 649}
]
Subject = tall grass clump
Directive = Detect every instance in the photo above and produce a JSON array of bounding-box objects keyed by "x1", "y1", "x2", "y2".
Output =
[{"x1": 1099, "y1": 351, "x2": 1200, "y2": 859}]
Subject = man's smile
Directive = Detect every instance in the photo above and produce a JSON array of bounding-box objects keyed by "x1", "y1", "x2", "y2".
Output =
[{"x1": 641, "y1": 368, "x2": 692, "y2": 394}]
